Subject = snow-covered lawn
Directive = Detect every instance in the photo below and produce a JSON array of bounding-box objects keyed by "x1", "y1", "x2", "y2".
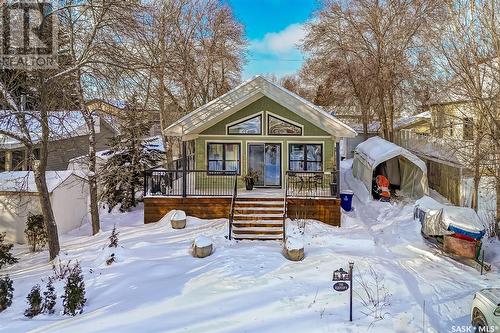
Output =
[{"x1": 1, "y1": 165, "x2": 499, "y2": 333}]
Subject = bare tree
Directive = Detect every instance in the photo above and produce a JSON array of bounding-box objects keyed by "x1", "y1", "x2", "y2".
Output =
[
  {"x1": 436, "y1": 0, "x2": 500, "y2": 236},
  {"x1": 302, "y1": 0, "x2": 442, "y2": 141},
  {"x1": 120, "y1": 0, "x2": 246, "y2": 162},
  {"x1": 52, "y1": 0, "x2": 138, "y2": 235},
  {"x1": 0, "y1": 71, "x2": 76, "y2": 260}
]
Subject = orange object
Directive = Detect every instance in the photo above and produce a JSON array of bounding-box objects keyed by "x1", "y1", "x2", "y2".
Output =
[{"x1": 376, "y1": 175, "x2": 391, "y2": 199}]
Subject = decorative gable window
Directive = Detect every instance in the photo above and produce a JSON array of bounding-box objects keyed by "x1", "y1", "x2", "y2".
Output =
[
  {"x1": 227, "y1": 115, "x2": 262, "y2": 135},
  {"x1": 268, "y1": 115, "x2": 302, "y2": 136}
]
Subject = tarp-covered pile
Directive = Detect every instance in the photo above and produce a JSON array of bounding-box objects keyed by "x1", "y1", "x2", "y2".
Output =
[{"x1": 414, "y1": 196, "x2": 485, "y2": 240}]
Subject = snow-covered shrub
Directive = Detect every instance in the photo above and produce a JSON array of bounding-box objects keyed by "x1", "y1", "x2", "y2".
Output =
[
  {"x1": 99, "y1": 101, "x2": 163, "y2": 212},
  {"x1": 51, "y1": 259, "x2": 74, "y2": 281},
  {"x1": 108, "y1": 225, "x2": 119, "y2": 248},
  {"x1": 105, "y1": 225, "x2": 119, "y2": 265},
  {"x1": 0, "y1": 276, "x2": 14, "y2": 312},
  {"x1": 24, "y1": 285, "x2": 43, "y2": 318},
  {"x1": 43, "y1": 280, "x2": 57, "y2": 314},
  {"x1": 25, "y1": 215, "x2": 47, "y2": 252},
  {"x1": 355, "y1": 266, "x2": 391, "y2": 325},
  {"x1": 61, "y1": 262, "x2": 86, "y2": 316},
  {"x1": 106, "y1": 253, "x2": 116, "y2": 266},
  {"x1": 0, "y1": 233, "x2": 18, "y2": 269}
]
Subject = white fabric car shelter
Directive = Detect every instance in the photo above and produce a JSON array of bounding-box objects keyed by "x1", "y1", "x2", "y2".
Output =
[{"x1": 352, "y1": 136, "x2": 429, "y2": 199}]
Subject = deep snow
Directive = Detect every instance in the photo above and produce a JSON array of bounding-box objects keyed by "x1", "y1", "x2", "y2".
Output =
[{"x1": 0, "y1": 162, "x2": 499, "y2": 333}]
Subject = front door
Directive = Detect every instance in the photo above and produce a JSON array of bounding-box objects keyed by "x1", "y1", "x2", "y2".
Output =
[{"x1": 248, "y1": 143, "x2": 281, "y2": 187}]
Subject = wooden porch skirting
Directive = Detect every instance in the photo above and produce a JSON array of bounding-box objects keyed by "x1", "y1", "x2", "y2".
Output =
[{"x1": 144, "y1": 197, "x2": 341, "y2": 227}]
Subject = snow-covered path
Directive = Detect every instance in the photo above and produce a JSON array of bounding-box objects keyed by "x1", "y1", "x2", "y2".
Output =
[{"x1": 0, "y1": 162, "x2": 499, "y2": 333}]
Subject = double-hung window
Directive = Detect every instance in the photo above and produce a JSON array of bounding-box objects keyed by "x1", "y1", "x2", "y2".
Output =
[
  {"x1": 207, "y1": 143, "x2": 240, "y2": 174},
  {"x1": 289, "y1": 144, "x2": 322, "y2": 171}
]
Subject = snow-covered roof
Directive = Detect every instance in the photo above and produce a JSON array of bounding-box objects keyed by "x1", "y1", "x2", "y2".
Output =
[
  {"x1": 395, "y1": 111, "x2": 431, "y2": 129},
  {"x1": 0, "y1": 170, "x2": 87, "y2": 193},
  {"x1": 67, "y1": 135, "x2": 165, "y2": 166},
  {"x1": 345, "y1": 121, "x2": 381, "y2": 134},
  {"x1": 0, "y1": 112, "x2": 116, "y2": 149},
  {"x1": 165, "y1": 76, "x2": 357, "y2": 139},
  {"x1": 355, "y1": 136, "x2": 427, "y2": 173}
]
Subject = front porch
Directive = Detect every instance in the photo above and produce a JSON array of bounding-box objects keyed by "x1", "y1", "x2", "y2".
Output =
[{"x1": 143, "y1": 169, "x2": 342, "y2": 238}]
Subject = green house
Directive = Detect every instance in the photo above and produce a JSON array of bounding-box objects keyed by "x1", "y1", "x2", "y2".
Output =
[
  {"x1": 144, "y1": 76, "x2": 356, "y2": 235},
  {"x1": 164, "y1": 76, "x2": 356, "y2": 188}
]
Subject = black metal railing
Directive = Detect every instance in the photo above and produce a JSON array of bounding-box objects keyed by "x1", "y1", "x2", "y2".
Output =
[
  {"x1": 285, "y1": 170, "x2": 340, "y2": 198},
  {"x1": 228, "y1": 174, "x2": 238, "y2": 240},
  {"x1": 144, "y1": 169, "x2": 237, "y2": 197}
]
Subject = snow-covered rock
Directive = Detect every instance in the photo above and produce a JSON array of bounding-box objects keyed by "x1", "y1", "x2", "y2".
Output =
[
  {"x1": 193, "y1": 235, "x2": 213, "y2": 258},
  {"x1": 284, "y1": 237, "x2": 304, "y2": 261},
  {"x1": 171, "y1": 210, "x2": 187, "y2": 229}
]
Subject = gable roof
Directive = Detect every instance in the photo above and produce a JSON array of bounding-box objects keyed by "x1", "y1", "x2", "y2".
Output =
[
  {"x1": 165, "y1": 76, "x2": 357, "y2": 139},
  {"x1": 0, "y1": 170, "x2": 87, "y2": 193}
]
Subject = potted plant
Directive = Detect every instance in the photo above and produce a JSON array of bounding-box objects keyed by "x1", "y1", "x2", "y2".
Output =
[{"x1": 243, "y1": 170, "x2": 259, "y2": 190}]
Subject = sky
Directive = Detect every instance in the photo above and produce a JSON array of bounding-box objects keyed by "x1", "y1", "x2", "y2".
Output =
[{"x1": 226, "y1": 0, "x2": 318, "y2": 80}]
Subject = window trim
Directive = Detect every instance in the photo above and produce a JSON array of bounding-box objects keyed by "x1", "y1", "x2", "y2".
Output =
[
  {"x1": 226, "y1": 113, "x2": 262, "y2": 135},
  {"x1": 267, "y1": 113, "x2": 303, "y2": 136},
  {"x1": 206, "y1": 142, "x2": 241, "y2": 175},
  {"x1": 288, "y1": 143, "x2": 323, "y2": 171}
]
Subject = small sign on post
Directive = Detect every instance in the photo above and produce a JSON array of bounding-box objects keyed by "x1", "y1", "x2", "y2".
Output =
[{"x1": 333, "y1": 262, "x2": 354, "y2": 322}]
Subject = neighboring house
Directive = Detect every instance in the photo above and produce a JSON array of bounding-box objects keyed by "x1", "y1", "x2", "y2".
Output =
[
  {"x1": 0, "y1": 171, "x2": 89, "y2": 244},
  {"x1": 395, "y1": 104, "x2": 497, "y2": 223},
  {"x1": 144, "y1": 76, "x2": 357, "y2": 239},
  {"x1": 67, "y1": 135, "x2": 165, "y2": 172},
  {"x1": 0, "y1": 113, "x2": 117, "y2": 172}
]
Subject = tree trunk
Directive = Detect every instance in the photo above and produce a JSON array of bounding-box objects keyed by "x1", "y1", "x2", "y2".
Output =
[
  {"x1": 496, "y1": 168, "x2": 500, "y2": 239},
  {"x1": 35, "y1": 90, "x2": 60, "y2": 260},
  {"x1": 76, "y1": 74, "x2": 100, "y2": 235},
  {"x1": 34, "y1": 166, "x2": 60, "y2": 260}
]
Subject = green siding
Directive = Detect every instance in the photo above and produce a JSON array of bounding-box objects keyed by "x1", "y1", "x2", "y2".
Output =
[
  {"x1": 194, "y1": 96, "x2": 337, "y2": 188},
  {"x1": 200, "y1": 96, "x2": 331, "y2": 136}
]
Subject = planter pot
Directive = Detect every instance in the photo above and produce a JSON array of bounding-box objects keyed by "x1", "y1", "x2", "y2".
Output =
[{"x1": 245, "y1": 179, "x2": 254, "y2": 190}]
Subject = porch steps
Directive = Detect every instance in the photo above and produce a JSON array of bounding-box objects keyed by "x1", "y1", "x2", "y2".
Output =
[{"x1": 231, "y1": 197, "x2": 285, "y2": 241}]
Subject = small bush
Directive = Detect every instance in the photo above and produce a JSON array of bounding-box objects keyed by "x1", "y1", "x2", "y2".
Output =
[
  {"x1": 108, "y1": 225, "x2": 119, "y2": 248},
  {"x1": 0, "y1": 276, "x2": 14, "y2": 312},
  {"x1": 106, "y1": 253, "x2": 116, "y2": 266},
  {"x1": 25, "y1": 215, "x2": 47, "y2": 252},
  {"x1": 51, "y1": 259, "x2": 73, "y2": 281},
  {"x1": 0, "y1": 233, "x2": 18, "y2": 269},
  {"x1": 43, "y1": 280, "x2": 57, "y2": 314},
  {"x1": 24, "y1": 285, "x2": 43, "y2": 318},
  {"x1": 61, "y1": 262, "x2": 86, "y2": 316}
]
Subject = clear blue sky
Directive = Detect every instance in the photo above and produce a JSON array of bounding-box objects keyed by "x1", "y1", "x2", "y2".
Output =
[{"x1": 225, "y1": 0, "x2": 318, "y2": 79}]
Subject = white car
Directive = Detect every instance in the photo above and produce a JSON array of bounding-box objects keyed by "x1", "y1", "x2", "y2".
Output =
[{"x1": 471, "y1": 288, "x2": 500, "y2": 332}]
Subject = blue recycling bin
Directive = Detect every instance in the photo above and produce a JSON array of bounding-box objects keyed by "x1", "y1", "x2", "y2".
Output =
[{"x1": 340, "y1": 190, "x2": 354, "y2": 211}]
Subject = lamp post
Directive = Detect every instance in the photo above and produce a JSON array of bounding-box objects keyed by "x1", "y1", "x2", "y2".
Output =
[{"x1": 349, "y1": 261, "x2": 354, "y2": 322}]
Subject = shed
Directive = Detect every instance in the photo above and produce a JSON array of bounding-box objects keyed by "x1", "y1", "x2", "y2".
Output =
[
  {"x1": 0, "y1": 171, "x2": 89, "y2": 244},
  {"x1": 352, "y1": 136, "x2": 429, "y2": 199}
]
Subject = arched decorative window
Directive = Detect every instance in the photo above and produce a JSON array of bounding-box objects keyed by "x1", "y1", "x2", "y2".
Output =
[
  {"x1": 227, "y1": 115, "x2": 262, "y2": 135},
  {"x1": 268, "y1": 115, "x2": 302, "y2": 135}
]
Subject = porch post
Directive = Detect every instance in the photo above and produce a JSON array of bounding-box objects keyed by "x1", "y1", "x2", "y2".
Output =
[
  {"x1": 182, "y1": 140, "x2": 187, "y2": 197},
  {"x1": 335, "y1": 141, "x2": 340, "y2": 197}
]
